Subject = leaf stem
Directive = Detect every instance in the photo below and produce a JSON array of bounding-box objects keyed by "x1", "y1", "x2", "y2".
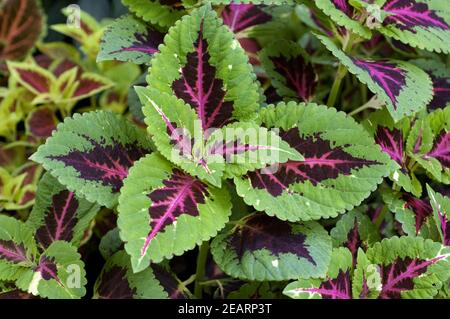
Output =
[
  {"x1": 348, "y1": 95, "x2": 384, "y2": 116},
  {"x1": 326, "y1": 34, "x2": 354, "y2": 107},
  {"x1": 194, "y1": 240, "x2": 209, "y2": 299}
]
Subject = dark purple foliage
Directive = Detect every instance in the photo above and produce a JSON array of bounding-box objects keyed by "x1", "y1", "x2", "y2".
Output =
[
  {"x1": 49, "y1": 138, "x2": 148, "y2": 192},
  {"x1": 0, "y1": 240, "x2": 28, "y2": 264},
  {"x1": 426, "y1": 131, "x2": 450, "y2": 168},
  {"x1": 35, "y1": 190, "x2": 79, "y2": 249},
  {"x1": 221, "y1": 4, "x2": 271, "y2": 33},
  {"x1": 353, "y1": 59, "x2": 406, "y2": 107},
  {"x1": 345, "y1": 218, "x2": 362, "y2": 266},
  {"x1": 35, "y1": 256, "x2": 59, "y2": 281},
  {"x1": 151, "y1": 264, "x2": 187, "y2": 299},
  {"x1": 270, "y1": 55, "x2": 317, "y2": 101},
  {"x1": 383, "y1": 0, "x2": 450, "y2": 32},
  {"x1": 247, "y1": 128, "x2": 379, "y2": 196},
  {"x1": 374, "y1": 126, "x2": 404, "y2": 167},
  {"x1": 141, "y1": 169, "x2": 209, "y2": 256},
  {"x1": 229, "y1": 214, "x2": 316, "y2": 264},
  {"x1": 428, "y1": 75, "x2": 450, "y2": 111},
  {"x1": 171, "y1": 29, "x2": 234, "y2": 130},
  {"x1": 402, "y1": 193, "x2": 432, "y2": 234},
  {"x1": 96, "y1": 266, "x2": 135, "y2": 299}
]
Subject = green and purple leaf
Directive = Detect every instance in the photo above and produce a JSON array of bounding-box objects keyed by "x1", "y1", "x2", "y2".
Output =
[
  {"x1": 94, "y1": 251, "x2": 168, "y2": 299},
  {"x1": 316, "y1": 34, "x2": 433, "y2": 121},
  {"x1": 379, "y1": 0, "x2": 450, "y2": 53},
  {"x1": 98, "y1": 15, "x2": 165, "y2": 65},
  {"x1": 428, "y1": 185, "x2": 450, "y2": 246},
  {"x1": 353, "y1": 236, "x2": 450, "y2": 298},
  {"x1": 284, "y1": 248, "x2": 353, "y2": 299},
  {"x1": 221, "y1": 3, "x2": 272, "y2": 33},
  {"x1": 259, "y1": 41, "x2": 318, "y2": 102},
  {"x1": 211, "y1": 213, "x2": 332, "y2": 281},
  {"x1": 122, "y1": 0, "x2": 186, "y2": 28},
  {"x1": 235, "y1": 102, "x2": 395, "y2": 221},
  {"x1": 26, "y1": 173, "x2": 100, "y2": 250},
  {"x1": 30, "y1": 111, "x2": 153, "y2": 208},
  {"x1": 118, "y1": 153, "x2": 231, "y2": 273}
]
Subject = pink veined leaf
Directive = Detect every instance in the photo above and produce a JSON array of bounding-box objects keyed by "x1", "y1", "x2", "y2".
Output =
[
  {"x1": 345, "y1": 218, "x2": 362, "y2": 266},
  {"x1": 332, "y1": 0, "x2": 353, "y2": 17},
  {"x1": 428, "y1": 74, "x2": 450, "y2": 111},
  {"x1": 35, "y1": 190, "x2": 79, "y2": 249},
  {"x1": 49, "y1": 137, "x2": 148, "y2": 193},
  {"x1": 141, "y1": 169, "x2": 209, "y2": 256},
  {"x1": 382, "y1": 0, "x2": 450, "y2": 32},
  {"x1": 35, "y1": 256, "x2": 60, "y2": 283},
  {"x1": 353, "y1": 59, "x2": 406, "y2": 108},
  {"x1": 301, "y1": 271, "x2": 352, "y2": 299},
  {"x1": 229, "y1": 214, "x2": 316, "y2": 264},
  {"x1": 171, "y1": 27, "x2": 234, "y2": 131},
  {"x1": 0, "y1": 240, "x2": 28, "y2": 264},
  {"x1": 425, "y1": 131, "x2": 450, "y2": 169},
  {"x1": 401, "y1": 193, "x2": 433, "y2": 234},
  {"x1": 247, "y1": 128, "x2": 379, "y2": 196},
  {"x1": 378, "y1": 255, "x2": 445, "y2": 299},
  {"x1": 374, "y1": 126, "x2": 405, "y2": 168},
  {"x1": 412, "y1": 128, "x2": 423, "y2": 154},
  {"x1": 270, "y1": 54, "x2": 318, "y2": 101},
  {"x1": 27, "y1": 107, "x2": 57, "y2": 138},
  {"x1": 96, "y1": 266, "x2": 135, "y2": 299},
  {"x1": 221, "y1": 3, "x2": 272, "y2": 33}
]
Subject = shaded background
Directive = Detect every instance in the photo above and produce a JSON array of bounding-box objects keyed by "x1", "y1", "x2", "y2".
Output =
[{"x1": 42, "y1": 0, "x2": 127, "y2": 41}]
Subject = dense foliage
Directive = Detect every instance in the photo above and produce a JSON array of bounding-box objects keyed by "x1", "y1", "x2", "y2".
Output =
[{"x1": 0, "y1": 0, "x2": 449, "y2": 299}]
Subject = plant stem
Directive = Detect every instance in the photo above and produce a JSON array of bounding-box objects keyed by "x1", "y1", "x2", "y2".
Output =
[
  {"x1": 348, "y1": 95, "x2": 384, "y2": 116},
  {"x1": 326, "y1": 34, "x2": 354, "y2": 107},
  {"x1": 194, "y1": 241, "x2": 209, "y2": 299}
]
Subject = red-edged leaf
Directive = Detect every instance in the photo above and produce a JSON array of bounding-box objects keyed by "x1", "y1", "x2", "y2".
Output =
[
  {"x1": 27, "y1": 107, "x2": 57, "y2": 138},
  {"x1": 383, "y1": 0, "x2": 450, "y2": 32},
  {"x1": 379, "y1": 255, "x2": 445, "y2": 298},
  {"x1": 52, "y1": 59, "x2": 82, "y2": 78},
  {"x1": 402, "y1": 193, "x2": 433, "y2": 234},
  {"x1": 247, "y1": 128, "x2": 379, "y2": 197},
  {"x1": 0, "y1": 0, "x2": 44, "y2": 61},
  {"x1": 270, "y1": 54, "x2": 318, "y2": 101},
  {"x1": 7, "y1": 62, "x2": 53, "y2": 94},
  {"x1": 352, "y1": 59, "x2": 406, "y2": 108},
  {"x1": 221, "y1": 3, "x2": 272, "y2": 33},
  {"x1": 72, "y1": 74, "x2": 112, "y2": 99},
  {"x1": 425, "y1": 131, "x2": 450, "y2": 168},
  {"x1": 49, "y1": 137, "x2": 148, "y2": 193},
  {"x1": 0, "y1": 240, "x2": 28, "y2": 264},
  {"x1": 171, "y1": 28, "x2": 234, "y2": 130},
  {"x1": 35, "y1": 190, "x2": 78, "y2": 249},
  {"x1": 141, "y1": 169, "x2": 209, "y2": 256},
  {"x1": 374, "y1": 126, "x2": 404, "y2": 168}
]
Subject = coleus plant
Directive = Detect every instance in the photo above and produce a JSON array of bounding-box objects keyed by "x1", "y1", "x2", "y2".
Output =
[{"x1": 0, "y1": 0, "x2": 449, "y2": 300}]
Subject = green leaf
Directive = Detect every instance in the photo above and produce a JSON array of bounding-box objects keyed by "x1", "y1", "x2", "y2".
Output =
[
  {"x1": 97, "y1": 14, "x2": 165, "y2": 65},
  {"x1": 234, "y1": 101, "x2": 395, "y2": 222},
  {"x1": 353, "y1": 236, "x2": 450, "y2": 299},
  {"x1": 26, "y1": 173, "x2": 100, "y2": 250},
  {"x1": 118, "y1": 153, "x2": 232, "y2": 273},
  {"x1": 210, "y1": 213, "x2": 332, "y2": 281},
  {"x1": 94, "y1": 250, "x2": 168, "y2": 299},
  {"x1": 0, "y1": 216, "x2": 37, "y2": 282},
  {"x1": 315, "y1": 0, "x2": 372, "y2": 38},
  {"x1": 316, "y1": 34, "x2": 433, "y2": 122},
  {"x1": 283, "y1": 248, "x2": 353, "y2": 299},
  {"x1": 427, "y1": 185, "x2": 450, "y2": 246},
  {"x1": 122, "y1": 0, "x2": 186, "y2": 28},
  {"x1": 16, "y1": 241, "x2": 87, "y2": 299},
  {"x1": 30, "y1": 111, "x2": 153, "y2": 208},
  {"x1": 145, "y1": 5, "x2": 259, "y2": 123},
  {"x1": 99, "y1": 228, "x2": 123, "y2": 260},
  {"x1": 207, "y1": 0, "x2": 294, "y2": 4}
]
